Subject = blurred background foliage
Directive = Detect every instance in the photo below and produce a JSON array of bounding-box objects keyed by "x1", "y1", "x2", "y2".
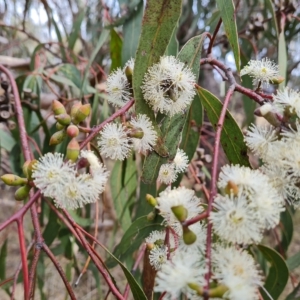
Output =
[{"x1": 0, "y1": 0, "x2": 300, "y2": 299}]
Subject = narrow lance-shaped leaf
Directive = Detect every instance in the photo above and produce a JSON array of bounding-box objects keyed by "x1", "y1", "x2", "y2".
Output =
[
  {"x1": 110, "y1": 29, "x2": 123, "y2": 72},
  {"x1": 122, "y1": 0, "x2": 143, "y2": 65},
  {"x1": 258, "y1": 245, "x2": 289, "y2": 300},
  {"x1": 133, "y1": 0, "x2": 182, "y2": 157},
  {"x1": 278, "y1": 31, "x2": 287, "y2": 88},
  {"x1": 110, "y1": 156, "x2": 136, "y2": 231},
  {"x1": 216, "y1": 0, "x2": 240, "y2": 72},
  {"x1": 197, "y1": 86, "x2": 250, "y2": 167}
]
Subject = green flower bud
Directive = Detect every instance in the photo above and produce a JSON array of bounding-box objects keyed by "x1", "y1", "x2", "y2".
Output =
[
  {"x1": 72, "y1": 104, "x2": 91, "y2": 124},
  {"x1": 146, "y1": 194, "x2": 157, "y2": 207},
  {"x1": 52, "y1": 100, "x2": 66, "y2": 115},
  {"x1": 66, "y1": 124, "x2": 79, "y2": 138},
  {"x1": 55, "y1": 113, "x2": 71, "y2": 126},
  {"x1": 70, "y1": 102, "x2": 81, "y2": 118},
  {"x1": 182, "y1": 225, "x2": 197, "y2": 245},
  {"x1": 269, "y1": 76, "x2": 285, "y2": 85},
  {"x1": 15, "y1": 184, "x2": 32, "y2": 201},
  {"x1": 66, "y1": 138, "x2": 80, "y2": 162},
  {"x1": 49, "y1": 130, "x2": 66, "y2": 145},
  {"x1": 26, "y1": 159, "x2": 37, "y2": 180},
  {"x1": 1, "y1": 174, "x2": 28, "y2": 186},
  {"x1": 56, "y1": 122, "x2": 65, "y2": 130},
  {"x1": 171, "y1": 205, "x2": 188, "y2": 222}
]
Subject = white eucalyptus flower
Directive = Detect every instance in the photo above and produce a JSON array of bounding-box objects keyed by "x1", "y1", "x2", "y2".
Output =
[
  {"x1": 97, "y1": 123, "x2": 132, "y2": 160},
  {"x1": 158, "y1": 163, "x2": 177, "y2": 184},
  {"x1": 129, "y1": 114, "x2": 157, "y2": 153},
  {"x1": 241, "y1": 58, "x2": 279, "y2": 86},
  {"x1": 174, "y1": 148, "x2": 189, "y2": 173},
  {"x1": 142, "y1": 56, "x2": 196, "y2": 116}
]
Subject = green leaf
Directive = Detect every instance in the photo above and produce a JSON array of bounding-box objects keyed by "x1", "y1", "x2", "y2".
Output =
[
  {"x1": 0, "y1": 239, "x2": 7, "y2": 280},
  {"x1": 0, "y1": 130, "x2": 15, "y2": 151},
  {"x1": 258, "y1": 245, "x2": 289, "y2": 300},
  {"x1": 103, "y1": 244, "x2": 147, "y2": 300},
  {"x1": 278, "y1": 31, "x2": 287, "y2": 87},
  {"x1": 197, "y1": 86, "x2": 250, "y2": 167},
  {"x1": 165, "y1": 24, "x2": 179, "y2": 56},
  {"x1": 241, "y1": 66, "x2": 256, "y2": 126},
  {"x1": 68, "y1": 10, "x2": 85, "y2": 50},
  {"x1": 52, "y1": 17, "x2": 67, "y2": 61},
  {"x1": 81, "y1": 30, "x2": 110, "y2": 96},
  {"x1": 110, "y1": 156, "x2": 137, "y2": 231},
  {"x1": 45, "y1": 72, "x2": 79, "y2": 91},
  {"x1": 106, "y1": 215, "x2": 164, "y2": 268},
  {"x1": 122, "y1": 0, "x2": 143, "y2": 65},
  {"x1": 58, "y1": 64, "x2": 82, "y2": 89},
  {"x1": 43, "y1": 209, "x2": 61, "y2": 246},
  {"x1": 110, "y1": 29, "x2": 123, "y2": 72},
  {"x1": 216, "y1": 0, "x2": 240, "y2": 72},
  {"x1": 67, "y1": 210, "x2": 93, "y2": 227},
  {"x1": 286, "y1": 282, "x2": 300, "y2": 300},
  {"x1": 133, "y1": 0, "x2": 182, "y2": 157},
  {"x1": 265, "y1": 0, "x2": 279, "y2": 37},
  {"x1": 278, "y1": 208, "x2": 293, "y2": 255},
  {"x1": 180, "y1": 93, "x2": 203, "y2": 161},
  {"x1": 286, "y1": 251, "x2": 300, "y2": 271}
]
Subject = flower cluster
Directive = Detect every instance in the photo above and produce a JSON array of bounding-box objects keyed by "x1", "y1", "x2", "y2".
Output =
[
  {"x1": 106, "y1": 56, "x2": 196, "y2": 116},
  {"x1": 32, "y1": 151, "x2": 109, "y2": 209},
  {"x1": 210, "y1": 165, "x2": 284, "y2": 244},
  {"x1": 97, "y1": 114, "x2": 157, "y2": 160}
]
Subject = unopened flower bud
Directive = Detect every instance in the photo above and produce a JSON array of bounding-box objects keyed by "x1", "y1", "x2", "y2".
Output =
[
  {"x1": 1, "y1": 174, "x2": 28, "y2": 186},
  {"x1": 207, "y1": 284, "x2": 228, "y2": 298},
  {"x1": 225, "y1": 180, "x2": 239, "y2": 196},
  {"x1": 52, "y1": 100, "x2": 66, "y2": 115},
  {"x1": 182, "y1": 225, "x2": 197, "y2": 245},
  {"x1": 146, "y1": 194, "x2": 157, "y2": 207},
  {"x1": 66, "y1": 138, "x2": 80, "y2": 162},
  {"x1": 15, "y1": 184, "x2": 31, "y2": 201},
  {"x1": 22, "y1": 160, "x2": 31, "y2": 178},
  {"x1": 70, "y1": 102, "x2": 82, "y2": 118},
  {"x1": 72, "y1": 104, "x2": 91, "y2": 124},
  {"x1": 146, "y1": 243, "x2": 155, "y2": 251},
  {"x1": 269, "y1": 76, "x2": 285, "y2": 85},
  {"x1": 55, "y1": 113, "x2": 71, "y2": 126},
  {"x1": 66, "y1": 124, "x2": 79, "y2": 138},
  {"x1": 23, "y1": 160, "x2": 37, "y2": 179},
  {"x1": 125, "y1": 65, "x2": 133, "y2": 84},
  {"x1": 49, "y1": 130, "x2": 66, "y2": 145},
  {"x1": 254, "y1": 103, "x2": 281, "y2": 127},
  {"x1": 171, "y1": 205, "x2": 188, "y2": 222},
  {"x1": 127, "y1": 128, "x2": 144, "y2": 139},
  {"x1": 56, "y1": 122, "x2": 65, "y2": 130}
]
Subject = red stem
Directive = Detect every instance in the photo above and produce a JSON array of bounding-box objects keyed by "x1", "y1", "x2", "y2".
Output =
[
  {"x1": 17, "y1": 220, "x2": 29, "y2": 299},
  {"x1": 207, "y1": 18, "x2": 222, "y2": 55},
  {"x1": 197, "y1": 66, "x2": 236, "y2": 297},
  {"x1": 62, "y1": 209, "x2": 125, "y2": 300}
]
